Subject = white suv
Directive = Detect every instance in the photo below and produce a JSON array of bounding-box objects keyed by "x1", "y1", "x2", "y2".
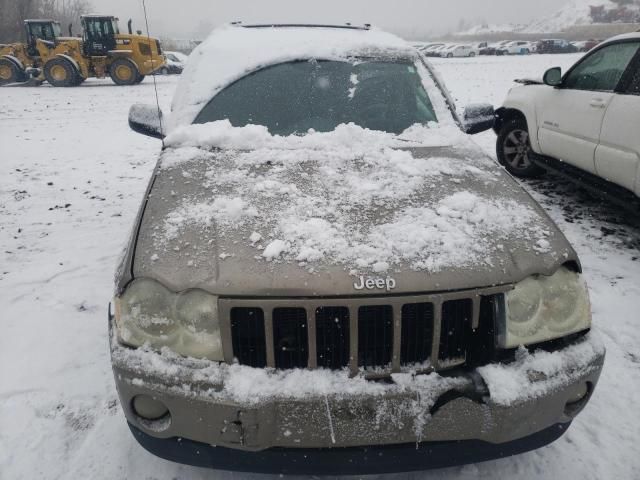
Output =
[{"x1": 495, "y1": 33, "x2": 640, "y2": 200}]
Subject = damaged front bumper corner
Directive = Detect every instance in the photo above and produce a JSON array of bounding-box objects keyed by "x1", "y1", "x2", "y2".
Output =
[{"x1": 109, "y1": 314, "x2": 604, "y2": 474}]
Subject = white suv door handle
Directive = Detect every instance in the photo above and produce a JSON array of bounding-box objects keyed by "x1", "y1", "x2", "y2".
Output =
[{"x1": 590, "y1": 98, "x2": 607, "y2": 109}]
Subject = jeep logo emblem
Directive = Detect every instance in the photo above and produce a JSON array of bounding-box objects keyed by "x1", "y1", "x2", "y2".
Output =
[{"x1": 353, "y1": 276, "x2": 397, "y2": 292}]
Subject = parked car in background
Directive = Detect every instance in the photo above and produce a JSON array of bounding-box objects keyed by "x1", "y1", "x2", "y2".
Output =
[
  {"x1": 499, "y1": 41, "x2": 534, "y2": 55},
  {"x1": 572, "y1": 39, "x2": 602, "y2": 52},
  {"x1": 419, "y1": 43, "x2": 445, "y2": 56},
  {"x1": 157, "y1": 51, "x2": 188, "y2": 75},
  {"x1": 496, "y1": 33, "x2": 640, "y2": 203},
  {"x1": 120, "y1": 23, "x2": 603, "y2": 474},
  {"x1": 440, "y1": 44, "x2": 475, "y2": 57},
  {"x1": 470, "y1": 41, "x2": 487, "y2": 55},
  {"x1": 425, "y1": 44, "x2": 447, "y2": 56},
  {"x1": 536, "y1": 39, "x2": 578, "y2": 54},
  {"x1": 486, "y1": 40, "x2": 512, "y2": 55}
]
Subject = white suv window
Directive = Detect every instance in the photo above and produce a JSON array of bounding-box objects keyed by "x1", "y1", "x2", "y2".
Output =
[
  {"x1": 627, "y1": 63, "x2": 640, "y2": 95},
  {"x1": 563, "y1": 42, "x2": 639, "y2": 92}
]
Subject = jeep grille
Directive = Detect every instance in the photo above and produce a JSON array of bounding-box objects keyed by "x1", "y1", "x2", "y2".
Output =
[{"x1": 223, "y1": 288, "x2": 506, "y2": 376}]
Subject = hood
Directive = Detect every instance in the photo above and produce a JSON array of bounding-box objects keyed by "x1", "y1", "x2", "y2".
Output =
[{"x1": 127, "y1": 137, "x2": 577, "y2": 297}]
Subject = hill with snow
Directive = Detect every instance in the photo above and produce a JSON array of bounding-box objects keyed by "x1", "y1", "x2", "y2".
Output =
[
  {"x1": 524, "y1": 0, "x2": 615, "y2": 33},
  {"x1": 459, "y1": 0, "x2": 620, "y2": 36}
]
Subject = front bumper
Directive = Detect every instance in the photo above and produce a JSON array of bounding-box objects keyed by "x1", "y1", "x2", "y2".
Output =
[
  {"x1": 128, "y1": 421, "x2": 571, "y2": 475},
  {"x1": 110, "y1": 315, "x2": 604, "y2": 473}
]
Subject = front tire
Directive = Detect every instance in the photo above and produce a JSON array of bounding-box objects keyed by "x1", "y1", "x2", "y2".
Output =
[
  {"x1": 110, "y1": 59, "x2": 140, "y2": 86},
  {"x1": 496, "y1": 119, "x2": 545, "y2": 178},
  {"x1": 134, "y1": 73, "x2": 145, "y2": 84},
  {"x1": 469, "y1": 52, "x2": 476, "y2": 57},
  {"x1": 0, "y1": 58, "x2": 25, "y2": 85},
  {"x1": 44, "y1": 58, "x2": 77, "y2": 87}
]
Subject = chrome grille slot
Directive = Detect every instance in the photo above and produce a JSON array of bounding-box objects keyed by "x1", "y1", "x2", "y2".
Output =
[
  {"x1": 401, "y1": 303, "x2": 434, "y2": 366},
  {"x1": 438, "y1": 299, "x2": 473, "y2": 363},
  {"x1": 358, "y1": 305, "x2": 393, "y2": 369},
  {"x1": 273, "y1": 308, "x2": 308, "y2": 369},
  {"x1": 230, "y1": 307, "x2": 267, "y2": 368},
  {"x1": 316, "y1": 307, "x2": 350, "y2": 369}
]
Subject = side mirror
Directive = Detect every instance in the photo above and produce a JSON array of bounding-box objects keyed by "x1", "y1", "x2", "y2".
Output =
[
  {"x1": 543, "y1": 67, "x2": 563, "y2": 87},
  {"x1": 463, "y1": 103, "x2": 495, "y2": 135},
  {"x1": 128, "y1": 104, "x2": 165, "y2": 139}
]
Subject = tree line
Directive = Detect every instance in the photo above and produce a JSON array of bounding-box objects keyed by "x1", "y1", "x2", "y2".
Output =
[{"x1": 0, "y1": 0, "x2": 91, "y2": 44}]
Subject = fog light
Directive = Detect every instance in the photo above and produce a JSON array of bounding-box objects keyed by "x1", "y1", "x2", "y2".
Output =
[
  {"x1": 564, "y1": 382, "x2": 592, "y2": 416},
  {"x1": 132, "y1": 394, "x2": 169, "y2": 420},
  {"x1": 568, "y1": 383, "x2": 589, "y2": 404}
]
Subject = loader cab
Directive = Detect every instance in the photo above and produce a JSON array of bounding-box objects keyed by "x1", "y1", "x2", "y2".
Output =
[
  {"x1": 24, "y1": 20, "x2": 61, "y2": 56},
  {"x1": 81, "y1": 15, "x2": 119, "y2": 56}
]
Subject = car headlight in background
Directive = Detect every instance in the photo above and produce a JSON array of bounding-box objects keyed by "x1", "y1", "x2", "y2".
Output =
[
  {"x1": 114, "y1": 278, "x2": 223, "y2": 361},
  {"x1": 498, "y1": 267, "x2": 591, "y2": 348}
]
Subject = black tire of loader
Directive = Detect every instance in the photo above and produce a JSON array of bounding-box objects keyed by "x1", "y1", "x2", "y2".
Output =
[
  {"x1": 109, "y1": 58, "x2": 140, "y2": 86},
  {"x1": 0, "y1": 59, "x2": 26, "y2": 85},
  {"x1": 134, "y1": 73, "x2": 145, "y2": 84},
  {"x1": 44, "y1": 58, "x2": 78, "y2": 87}
]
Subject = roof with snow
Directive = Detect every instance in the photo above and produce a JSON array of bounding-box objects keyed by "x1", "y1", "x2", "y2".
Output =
[{"x1": 168, "y1": 24, "x2": 417, "y2": 130}]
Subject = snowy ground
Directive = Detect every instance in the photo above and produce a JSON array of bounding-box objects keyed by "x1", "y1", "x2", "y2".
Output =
[{"x1": 1, "y1": 54, "x2": 639, "y2": 479}]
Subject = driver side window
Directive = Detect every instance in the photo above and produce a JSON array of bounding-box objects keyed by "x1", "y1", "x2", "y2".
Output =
[{"x1": 563, "y1": 42, "x2": 639, "y2": 92}]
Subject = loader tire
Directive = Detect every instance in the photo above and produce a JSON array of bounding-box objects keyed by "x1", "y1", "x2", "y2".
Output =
[
  {"x1": 134, "y1": 73, "x2": 145, "y2": 84},
  {"x1": 110, "y1": 59, "x2": 140, "y2": 86},
  {"x1": 0, "y1": 59, "x2": 25, "y2": 85},
  {"x1": 44, "y1": 58, "x2": 77, "y2": 87}
]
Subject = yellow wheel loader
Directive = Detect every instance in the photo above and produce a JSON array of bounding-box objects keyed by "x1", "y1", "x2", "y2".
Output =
[
  {"x1": 0, "y1": 19, "x2": 60, "y2": 85},
  {"x1": 0, "y1": 16, "x2": 166, "y2": 87}
]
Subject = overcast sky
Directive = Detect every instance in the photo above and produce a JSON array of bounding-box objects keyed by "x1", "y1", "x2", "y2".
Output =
[{"x1": 92, "y1": 0, "x2": 566, "y2": 39}]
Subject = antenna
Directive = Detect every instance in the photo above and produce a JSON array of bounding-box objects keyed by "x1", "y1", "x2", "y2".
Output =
[{"x1": 142, "y1": 0, "x2": 165, "y2": 147}]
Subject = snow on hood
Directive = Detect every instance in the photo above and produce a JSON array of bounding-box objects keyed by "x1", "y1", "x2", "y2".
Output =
[
  {"x1": 131, "y1": 122, "x2": 575, "y2": 295},
  {"x1": 168, "y1": 25, "x2": 416, "y2": 131}
]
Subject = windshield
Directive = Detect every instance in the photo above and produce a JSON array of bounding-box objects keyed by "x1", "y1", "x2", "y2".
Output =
[
  {"x1": 194, "y1": 60, "x2": 438, "y2": 135},
  {"x1": 29, "y1": 22, "x2": 59, "y2": 42}
]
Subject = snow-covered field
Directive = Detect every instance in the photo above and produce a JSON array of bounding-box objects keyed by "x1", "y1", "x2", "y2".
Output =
[{"x1": 1, "y1": 54, "x2": 639, "y2": 479}]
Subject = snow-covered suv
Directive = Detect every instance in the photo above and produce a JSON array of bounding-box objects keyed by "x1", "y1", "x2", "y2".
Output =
[
  {"x1": 496, "y1": 33, "x2": 640, "y2": 201},
  {"x1": 113, "y1": 24, "x2": 604, "y2": 474}
]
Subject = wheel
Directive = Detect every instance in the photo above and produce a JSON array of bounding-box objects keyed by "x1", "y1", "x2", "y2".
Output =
[
  {"x1": 496, "y1": 119, "x2": 545, "y2": 178},
  {"x1": 469, "y1": 52, "x2": 476, "y2": 57},
  {"x1": 134, "y1": 73, "x2": 145, "y2": 84},
  {"x1": 447, "y1": 53, "x2": 453, "y2": 58},
  {"x1": 44, "y1": 58, "x2": 77, "y2": 87},
  {"x1": 524, "y1": 49, "x2": 531, "y2": 55},
  {"x1": 109, "y1": 58, "x2": 140, "y2": 86},
  {"x1": 160, "y1": 67, "x2": 169, "y2": 75},
  {"x1": 0, "y1": 58, "x2": 25, "y2": 85}
]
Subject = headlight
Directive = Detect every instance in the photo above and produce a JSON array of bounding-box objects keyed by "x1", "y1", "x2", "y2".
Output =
[
  {"x1": 498, "y1": 267, "x2": 591, "y2": 348},
  {"x1": 114, "y1": 279, "x2": 223, "y2": 361}
]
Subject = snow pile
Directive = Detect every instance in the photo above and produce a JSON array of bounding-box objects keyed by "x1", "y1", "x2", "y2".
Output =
[
  {"x1": 169, "y1": 25, "x2": 416, "y2": 130},
  {"x1": 157, "y1": 121, "x2": 552, "y2": 274},
  {"x1": 164, "y1": 119, "x2": 464, "y2": 152},
  {"x1": 479, "y1": 333, "x2": 605, "y2": 405},
  {"x1": 112, "y1": 330, "x2": 603, "y2": 408},
  {"x1": 164, "y1": 196, "x2": 257, "y2": 239}
]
